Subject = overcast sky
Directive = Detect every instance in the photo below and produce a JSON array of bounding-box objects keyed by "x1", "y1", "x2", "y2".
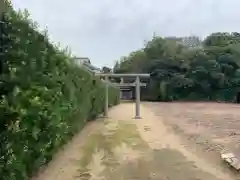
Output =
[{"x1": 11, "y1": 0, "x2": 240, "y2": 68}]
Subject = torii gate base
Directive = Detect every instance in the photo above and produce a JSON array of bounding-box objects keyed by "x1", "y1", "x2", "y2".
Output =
[{"x1": 96, "y1": 73, "x2": 150, "y2": 119}]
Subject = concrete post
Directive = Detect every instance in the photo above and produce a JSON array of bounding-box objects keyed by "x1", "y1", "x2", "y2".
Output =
[
  {"x1": 135, "y1": 76, "x2": 141, "y2": 119},
  {"x1": 104, "y1": 76, "x2": 109, "y2": 117}
]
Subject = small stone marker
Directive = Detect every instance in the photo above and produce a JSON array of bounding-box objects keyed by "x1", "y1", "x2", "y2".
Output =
[{"x1": 221, "y1": 152, "x2": 240, "y2": 170}]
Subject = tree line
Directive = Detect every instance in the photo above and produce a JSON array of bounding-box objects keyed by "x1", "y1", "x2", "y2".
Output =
[{"x1": 113, "y1": 33, "x2": 240, "y2": 102}]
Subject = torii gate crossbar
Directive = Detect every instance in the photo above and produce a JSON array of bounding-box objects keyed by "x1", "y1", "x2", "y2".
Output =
[{"x1": 96, "y1": 73, "x2": 150, "y2": 119}]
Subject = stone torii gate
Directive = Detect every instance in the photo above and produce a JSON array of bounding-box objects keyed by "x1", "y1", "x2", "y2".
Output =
[
  {"x1": 112, "y1": 79, "x2": 147, "y2": 100},
  {"x1": 96, "y1": 73, "x2": 150, "y2": 119}
]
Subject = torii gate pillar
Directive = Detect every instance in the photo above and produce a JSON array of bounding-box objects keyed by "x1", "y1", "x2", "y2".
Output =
[
  {"x1": 135, "y1": 76, "x2": 141, "y2": 119},
  {"x1": 96, "y1": 73, "x2": 150, "y2": 119},
  {"x1": 104, "y1": 76, "x2": 108, "y2": 117}
]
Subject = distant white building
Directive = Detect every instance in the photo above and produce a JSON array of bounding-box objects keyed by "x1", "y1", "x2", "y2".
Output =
[{"x1": 74, "y1": 57, "x2": 102, "y2": 73}]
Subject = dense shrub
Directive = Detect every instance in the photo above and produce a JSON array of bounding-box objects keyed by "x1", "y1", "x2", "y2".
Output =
[{"x1": 0, "y1": 7, "x2": 119, "y2": 180}]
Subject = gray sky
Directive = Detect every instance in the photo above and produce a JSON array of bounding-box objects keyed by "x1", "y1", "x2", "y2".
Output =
[{"x1": 12, "y1": 0, "x2": 240, "y2": 68}]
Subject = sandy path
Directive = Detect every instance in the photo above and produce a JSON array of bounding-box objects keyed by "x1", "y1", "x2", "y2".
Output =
[
  {"x1": 31, "y1": 121, "x2": 105, "y2": 180},
  {"x1": 32, "y1": 103, "x2": 235, "y2": 180}
]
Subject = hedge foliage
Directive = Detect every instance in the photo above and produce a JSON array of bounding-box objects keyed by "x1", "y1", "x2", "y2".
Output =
[{"x1": 0, "y1": 7, "x2": 120, "y2": 180}]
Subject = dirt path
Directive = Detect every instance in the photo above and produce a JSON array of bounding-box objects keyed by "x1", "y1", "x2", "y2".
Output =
[{"x1": 32, "y1": 103, "x2": 235, "y2": 180}]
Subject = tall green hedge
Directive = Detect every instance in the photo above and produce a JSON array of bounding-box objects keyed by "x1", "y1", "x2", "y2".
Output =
[{"x1": 0, "y1": 7, "x2": 119, "y2": 180}]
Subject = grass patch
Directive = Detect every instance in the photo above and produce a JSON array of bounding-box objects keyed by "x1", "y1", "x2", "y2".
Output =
[
  {"x1": 105, "y1": 121, "x2": 147, "y2": 150},
  {"x1": 78, "y1": 120, "x2": 147, "y2": 170},
  {"x1": 79, "y1": 133, "x2": 104, "y2": 168}
]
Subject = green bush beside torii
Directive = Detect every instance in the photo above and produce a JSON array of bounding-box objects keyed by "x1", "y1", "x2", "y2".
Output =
[{"x1": 0, "y1": 6, "x2": 119, "y2": 180}]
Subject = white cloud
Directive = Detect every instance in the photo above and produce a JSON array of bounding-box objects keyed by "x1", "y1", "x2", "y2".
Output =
[{"x1": 11, "y1": 0, "x2": 240, "y2": 68}]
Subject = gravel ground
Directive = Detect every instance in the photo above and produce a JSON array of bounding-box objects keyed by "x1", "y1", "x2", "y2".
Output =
[{"x1": 144, "y1": 102, "x2": 240, "y2": 178}]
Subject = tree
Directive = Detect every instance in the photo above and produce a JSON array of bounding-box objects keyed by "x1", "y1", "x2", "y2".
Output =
[{"x1": 114, "y1": 32, "x2": 240, "y2": 102}]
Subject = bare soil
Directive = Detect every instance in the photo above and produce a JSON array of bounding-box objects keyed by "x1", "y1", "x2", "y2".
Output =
[
  {"x1": 32, "y1": 102, "x2": 239, "y2": 180},
  {"x1": 144, "y1": 102, "x2": 240, "y2": 179}
]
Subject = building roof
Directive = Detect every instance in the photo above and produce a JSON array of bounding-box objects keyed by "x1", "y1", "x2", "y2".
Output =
[
  {"x1": 74, "y1": 57, "x2": 91, "y2": 64},
  {"x1": 73, "y1": 57, "x2": 101, "y2": 73}
]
